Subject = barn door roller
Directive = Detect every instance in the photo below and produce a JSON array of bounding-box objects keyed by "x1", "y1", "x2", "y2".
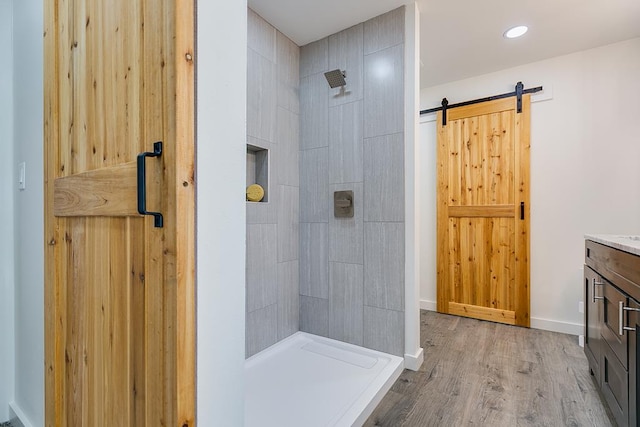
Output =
[{"x1": 422, "y1": 82, "x2": 543, "y2": 126}]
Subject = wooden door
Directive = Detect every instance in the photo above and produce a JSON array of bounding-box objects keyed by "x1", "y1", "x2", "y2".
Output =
[
  {"x1": 436, "y1": 96, "x2": 530, "y2": 327},
  {"x1": 44, "y1": 1, "x2": 195, "y2": 426}
]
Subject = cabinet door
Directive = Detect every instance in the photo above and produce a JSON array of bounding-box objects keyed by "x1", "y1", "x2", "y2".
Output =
[
  {"x1": 628, "y1": 298, "x2": 638, "y2": 427},
  {"x1": 601, "y1": 339, "x2": 629, "y2": 426},
  {"x1": 602, "y1": 282, "x2": 629, "y2": 369},
  {"x1": 584, "y1": 266, "x2": 603, "y2": 384}
]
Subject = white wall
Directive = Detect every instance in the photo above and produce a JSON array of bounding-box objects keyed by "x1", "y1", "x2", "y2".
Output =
[
  {"x1": 0, "y1": 0, "x2": 15, "y2": 422},
  {"x1": 418, "y1": 117, "x2": 436, "y2": 313},
  {"x1": 12, "y1": 0, "x2": 44, "y2": 424},
  {"x1": 419, "y1": 38, "x2": 640, "y2": 334},
  {"x1": 196, "y1": 0, "x2": 247, "y2": 425},
  {"x1": 403, "y1": 1, "x2": 423, "y2": 371}
]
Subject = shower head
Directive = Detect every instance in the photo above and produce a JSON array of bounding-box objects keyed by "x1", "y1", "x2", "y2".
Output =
[{"x1": 324, "y1": 69, "x2": 346, "y2": 88}]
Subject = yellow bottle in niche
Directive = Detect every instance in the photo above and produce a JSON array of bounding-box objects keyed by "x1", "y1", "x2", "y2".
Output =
[{"x1": 246, "y1": 184, "x2": 265, "y2": 202}]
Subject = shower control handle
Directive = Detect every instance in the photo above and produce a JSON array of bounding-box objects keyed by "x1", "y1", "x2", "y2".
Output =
[
  {"x1": 334, "y1": 190, "x2": 354, "y2": 218},
  {"x1": 335, "y1": 199, "x2": 351, "y2": 208}
]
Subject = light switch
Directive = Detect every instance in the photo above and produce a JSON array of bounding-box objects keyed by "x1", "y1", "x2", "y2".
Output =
[{"x1": 18, "y1": 162, "x2": 26, "y2": 190}]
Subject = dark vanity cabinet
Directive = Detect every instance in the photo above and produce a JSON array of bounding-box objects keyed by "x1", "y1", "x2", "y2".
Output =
[{"x1": 585, "y1": 240, "x2": 640, "y2": 426}]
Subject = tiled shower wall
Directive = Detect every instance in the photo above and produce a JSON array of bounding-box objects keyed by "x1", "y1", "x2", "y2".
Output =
[
  {"x1": 245, "y1": 9, "x2": 300, "y2": 358},
  {"x1": 298, "y1": 7, "x2": 406, "y2": 356}
]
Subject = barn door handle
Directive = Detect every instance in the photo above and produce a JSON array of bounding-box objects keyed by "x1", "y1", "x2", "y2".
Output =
[
  {"x1": 137, "y1": 141, "x2": 164, "y2": 228},
  {"x1": 520, "y1": 202, "x2": 525, "y2": 220}
]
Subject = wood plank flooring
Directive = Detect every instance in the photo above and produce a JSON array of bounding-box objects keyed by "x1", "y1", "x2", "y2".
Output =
[{"x1": 365, "y1": 311, "x2": 614, "y2": 426}]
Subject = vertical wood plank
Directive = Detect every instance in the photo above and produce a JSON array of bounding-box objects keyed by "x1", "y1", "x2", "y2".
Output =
[
  {"x1": 475, "y1": 218, "x2": 485, "y2": 306},
  {"x1": 94, "y1": 219, "x2": 108, "y2": 425},
  {"x1": 130, "y1": 218, "x2": 147, "y2": 425},
  {"x1": 448, "y1": 219, "x2": 460, "y2": 305},
  {"x1": 174, "y1": 1, "x2": 196, "y2": 423},
  {"x1": 448, "y1": 119, "x2": 460, "y2": 206},
  {"x1": 83, "y1": 220, "x2": 98, "y2": 426},
  {"x1": 66, "y1": 220, "x2": 85, "y2": 426},
  {"x1": 488, "y1": 113, "x2": 498, "y2": 204},
  {"x1": 481, "y1": 218, "x2": 492, "y2": 308},
  {"x1": 459, "y1": 219, "x2": 470, "y2": 305},
  {"x1": 62, "y1": 0, "x2": 72, "y2": 420},
  {"x1": 141, "y1": 0, "x2": 165, "y2": 424},
  {"x1": 459, "y1": 118, "x2": 469, "y2": 205},
  {"x1": 514, "y1": 95, "x2": 531, "y2": 326},
  {"x1": 502, "y1": 111, "x2": 514, "y2": 204},
  {"x1": 107, "y1": 218, "x2": 131, "y2": 423},
  {"x1": 490, "y1": 218, "x2": 500, "y2": 309},
  {"x1": 481, "y1": 114, "x2": 491, "y2": 204},
  {"x1": 475, "y1": 115, "x2": 484, "y2": 204},
  {"x1": 436, "y1": 111, "x2": 449, "y2": 312},
  {"x1": 44, "y1": 0, "x2": 63, "y2": 424},
  {"x1": 163, "y1": 0, "x2": 179, "y2": 422},
  {"x1": 73, "y1": 0, "x2": 87, "y2": 172},
  {"x1": 66, "y1": 5, "x2": 86, "y2": 420}
]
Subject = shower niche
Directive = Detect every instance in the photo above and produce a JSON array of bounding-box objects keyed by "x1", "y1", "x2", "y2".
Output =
[{"x1": 246, "y1": 143, "x2": 269, "y2": 202}]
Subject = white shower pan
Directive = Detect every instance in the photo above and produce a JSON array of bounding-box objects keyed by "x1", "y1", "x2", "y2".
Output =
[{"x1": 245, "y1": 332, "x2": 404, "y2": 427}]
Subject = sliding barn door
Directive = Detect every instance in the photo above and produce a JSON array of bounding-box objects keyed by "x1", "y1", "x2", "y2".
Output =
[
  {"x1": 44, "y1": 1, "x2": 195, "y2": 425},
  {"x1": 436, "y1": 96, "x2": 530, "y2": 327}
]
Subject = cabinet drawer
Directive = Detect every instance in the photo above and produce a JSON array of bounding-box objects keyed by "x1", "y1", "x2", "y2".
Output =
[
  {"x1": 602, "y1": 282, "x2": 628, "y2": 369},
  {"x1": 586, "y1": 240, "x2": 640, "y2": 301},
  {"x1": 601, "y1": 339, "x2": 629, "y2": 427}
]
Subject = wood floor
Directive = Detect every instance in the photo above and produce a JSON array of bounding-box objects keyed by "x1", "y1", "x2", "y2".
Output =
[{"x1": 365, "y1": 311, "x2": 614, "y2": 427}]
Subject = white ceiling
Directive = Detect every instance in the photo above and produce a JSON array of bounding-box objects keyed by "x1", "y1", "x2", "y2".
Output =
[{"x1": 248, "y1": 0, "x2": 640, "y2": 88}]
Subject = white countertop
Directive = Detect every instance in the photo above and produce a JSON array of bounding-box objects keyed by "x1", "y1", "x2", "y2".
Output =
[{"x1": 585, "y1": 234, "x2": 640, "y2": 257}]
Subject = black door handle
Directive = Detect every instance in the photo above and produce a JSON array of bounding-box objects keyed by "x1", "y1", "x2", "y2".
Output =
[
  {"x1": 137, "y1": 141, "x2": 163, "y2": 228},
  {"x1": 520, "y1": 202, "x2": 525, "y2": 220}
]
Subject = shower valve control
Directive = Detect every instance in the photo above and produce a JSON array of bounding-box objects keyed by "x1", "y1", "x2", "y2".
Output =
[{"x1": 334, "y1": 190, "x2": 354, "y2": 218}]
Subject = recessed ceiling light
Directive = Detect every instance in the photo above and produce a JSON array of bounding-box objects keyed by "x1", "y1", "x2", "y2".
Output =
[{"x1": 504, "y1": 25, "x2": 528, "y2": 39}]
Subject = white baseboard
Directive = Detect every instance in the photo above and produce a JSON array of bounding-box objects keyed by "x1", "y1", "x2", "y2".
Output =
[
  {"x1": 9, "y1": 401, "x2": 34, "y2": 427},
  {"x1": 530, "y1": 317, "x2": 583, "y2": 336},
  {"x1": 419, "y1": 299, "x2": 584, "y2": 336},
  {"x1": 404, "y1": 347, "x2": 424, "y2": 371},
  {"x1": 419, "y1": 299, "x2": 437, "y2": 311}
]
